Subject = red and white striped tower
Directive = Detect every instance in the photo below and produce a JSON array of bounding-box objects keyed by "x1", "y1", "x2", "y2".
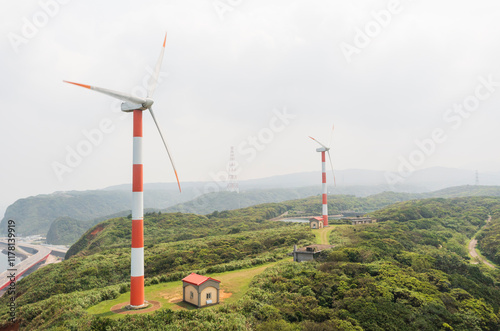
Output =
[
  {"x1": 131, "y1": 109, "x2": 145, "y2": 307},
  {"x1": 310, "y1": 128, "x2": 335, "y2": 227},
  {"x1": 64, "y1": 33, "x2": 181, "y2": 309},
  {"x1": 321, "y1": 151, "x2": 328, "y2": 226}
]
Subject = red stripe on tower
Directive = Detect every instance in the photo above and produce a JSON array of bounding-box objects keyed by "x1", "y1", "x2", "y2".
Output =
[
  {"x1": 133, "y1": 165, "x2": 143, "y2": 192},
  {"x1": 131, "y1": 219, "x2": 144, "y2": 248},
  {"x1": 130, "y1": 276, "x2": 144, "y2": 306},
  {"x1": 133, "y1": 109, "x2": 143, "y2": 137}
]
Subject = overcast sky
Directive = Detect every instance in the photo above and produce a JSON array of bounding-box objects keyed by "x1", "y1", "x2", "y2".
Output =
[{"x1": 1, "y1": 0, "x2": 500, "y2": 215}]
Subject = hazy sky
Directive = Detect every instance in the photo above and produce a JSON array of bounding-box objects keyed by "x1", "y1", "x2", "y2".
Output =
[{"x1": 1, "y1": 0, "x2": 500, "y2": 215}]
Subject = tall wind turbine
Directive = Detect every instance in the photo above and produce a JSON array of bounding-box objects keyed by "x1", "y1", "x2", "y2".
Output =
[
  {"x1": 309, "y1": 126, "x2": 335, "y2": 227},
  {"x1": 64, "y1": 33, "x2": 180, "y2": 308}
]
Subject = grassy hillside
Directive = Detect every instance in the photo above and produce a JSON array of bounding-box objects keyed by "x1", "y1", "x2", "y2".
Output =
[
  {"x1": 65, "y1": 192, "x2": 425, "y2": 257},
  {"x1": 2, "y1": 197, "x2": 500, "y2": 330},
  {"x1": 66, "y1": 203, "x2": 289, "y2": 258}
]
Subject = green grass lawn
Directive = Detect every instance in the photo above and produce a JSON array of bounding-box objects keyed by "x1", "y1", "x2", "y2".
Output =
[{"x1": 87, "y1": 259, "x2": 289, "y2": 319}]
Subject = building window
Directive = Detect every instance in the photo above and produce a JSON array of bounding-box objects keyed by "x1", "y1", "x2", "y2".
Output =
[
  {"x1": 206, "y1": 293, "x2": 211, "y2": 300},
  {"x1": 190, "y1": 291, "x2": 194, "y2": 299}
]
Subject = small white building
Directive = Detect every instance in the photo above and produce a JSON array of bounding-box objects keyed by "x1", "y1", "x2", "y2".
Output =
[
  {"x1": 182, "y1": 273, "x2": 221, "y2": 308},
  {"x1": 309, "y1": 217, "x2": 324, "y2": 229}
]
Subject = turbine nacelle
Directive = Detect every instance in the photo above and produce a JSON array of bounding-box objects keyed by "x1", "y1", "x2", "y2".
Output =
[
  {"x1": 121, "y1": 98, "x2": 154, "y2": 112},
  {"x1": 309, "y1": 125, "x2": 336, "y2": 186}
]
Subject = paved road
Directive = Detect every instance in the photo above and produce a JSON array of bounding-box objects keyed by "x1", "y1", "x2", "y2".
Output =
[{"x1": 0, "y1": 242, "x2": 67, "y2": 291}]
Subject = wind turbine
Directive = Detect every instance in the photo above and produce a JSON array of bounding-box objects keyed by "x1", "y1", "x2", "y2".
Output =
[
  {"x1": 309, "y1": 126, "x2": 335, "y2": 227},
  {"x1": 64, "y1": 33, "x2": 180, "y2": 308}
]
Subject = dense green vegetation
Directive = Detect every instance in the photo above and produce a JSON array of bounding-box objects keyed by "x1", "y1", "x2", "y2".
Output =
[
  {"x1": 16, "y1": 226, "x2": 312, "y2": 307},
  {"x1": 46, "y1": 217, "x2": 89, "y2": 245},
  {"x1": 5, "y1": 184, "x2": 500, "y2": 237},
  {"x1": 3, "y1": 196, "x2": 500, "y2": 330},
  {"x1": 66, "y1": 192, "x2": 436, "y2": 257},
  {"x1": 66, "y1": 203, "x2": 290, "y2": 258},
  {"x1": 47, "y1": 190, "x2": 410, "y2": 246},
  {"x1": 477, "y1": 211, "x2": 500, "y2": 265}
]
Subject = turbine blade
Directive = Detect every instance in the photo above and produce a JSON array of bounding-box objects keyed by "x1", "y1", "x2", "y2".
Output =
[
  {"x1": 309, "y1": 136, "x2": 328, "y2": 149},
  {"x1": 148, "y1": 107, "x2": 181, "y2": 192},
  {"x1": 327, "y1": 151, "x2": 336, "y2": 187},
  {"x1": 147, "y1": 33, "x2": 167, "y2": 98},
  {"x1": 328, "y1": 124, "x2": 334, "y2": 148},
  {"x1": 64, "y1": 81, "x2": 147, "y2": 105}
]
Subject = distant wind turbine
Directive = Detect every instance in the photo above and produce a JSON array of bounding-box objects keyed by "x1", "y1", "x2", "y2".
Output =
[
  {"x1": 309, "y1": 125, "x2": 335, "y2": 227},
  {"x1": 64, "y1": 33, "x2": 180, "y2": 308}
]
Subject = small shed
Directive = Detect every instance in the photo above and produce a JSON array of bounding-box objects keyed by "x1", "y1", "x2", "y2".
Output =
[
  {"x1": 309, "y1": 217, "x2": 324, "y2": 229},
  {"x1": 182, "y1": 273, "x2": 221, "y2": 308},
  {"x1": 292, "y1": 244, "x2": 335, "y2": 262}
]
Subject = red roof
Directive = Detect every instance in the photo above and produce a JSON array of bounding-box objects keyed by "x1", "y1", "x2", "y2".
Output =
[
  {"x1": 310, "y1": 217, "x2": 323, "y2": 221},
  {"x1": 182, "y1": 273, "x2": 221, "y2": 286}
]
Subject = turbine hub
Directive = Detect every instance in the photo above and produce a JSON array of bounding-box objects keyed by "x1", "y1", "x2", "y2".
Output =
[{"x1": 143, "y1": 98, "x2": 154, "y2": 109}]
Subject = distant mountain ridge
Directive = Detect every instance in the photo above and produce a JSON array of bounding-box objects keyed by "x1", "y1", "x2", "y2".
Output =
[{"x1": 0, "y1": 189, "x2": 199, "y2": 236}]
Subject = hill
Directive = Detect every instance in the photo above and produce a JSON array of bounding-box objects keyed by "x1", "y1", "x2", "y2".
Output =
[
  {"x1": 162, "y1": 187, "x2": 319, "y2": 214},
  {"x1": 61, "y1": 191, "x2": 419, "y2": 250},
  {"x1": 45, "y1": 209, "x2": 158, "y2": 245},
  {"x1": 45, "y1": 217, "x2": 90, "y2": 245},
  {"x1": 2, "y1": 196, "x2": 500, "y2": 329},
  {"x1": 428, "y1": 185, "x2": 500, "y2": 198},
  {"x1": 0, "y1": 189, "x2": 197, "y2": 236},
  {"x1": 39, "y1": 185, "x2": 500, "y2": 246},
  {"x1": 5, "y1": 164, "x2": 500, "y2": 236}
]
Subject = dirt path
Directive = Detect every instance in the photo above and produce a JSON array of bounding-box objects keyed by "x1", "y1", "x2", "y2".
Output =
[
  {"x1": 316, "y1": 226, "x2": 335, "y2": 245},
  {"x1": 468, "y1": 216, "x2": 495, "y2": 269}
]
